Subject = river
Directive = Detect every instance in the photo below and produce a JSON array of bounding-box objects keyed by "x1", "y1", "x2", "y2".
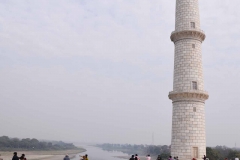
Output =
[{"x1": 72, "y1": 145, "x2": 129, "y2": 160}]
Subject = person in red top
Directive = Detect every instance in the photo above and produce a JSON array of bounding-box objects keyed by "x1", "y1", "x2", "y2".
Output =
[{"x1": 19, "y1": 154, "x2": 26, "y2": 160}]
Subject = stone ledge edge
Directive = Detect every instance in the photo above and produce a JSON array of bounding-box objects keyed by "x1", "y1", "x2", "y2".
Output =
[
  {"x1": 168, "y1": 90, "x2": 209, "y2": 102},
  {"x1": 170, "y1": 30, "x2": 206, "y2": 43}
]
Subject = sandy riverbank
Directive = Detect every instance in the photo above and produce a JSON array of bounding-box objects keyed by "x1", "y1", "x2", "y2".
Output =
[{"x1": 0, "y1": 148, "x2": 86, "y2": 160}]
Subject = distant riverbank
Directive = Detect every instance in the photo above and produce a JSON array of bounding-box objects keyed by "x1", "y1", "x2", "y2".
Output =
[
  {"x1": 71, "y1": 145, "x2": 131, "y2": 160},
  {"x1": 0, "y1": 148, "x2": 86, "y2": 160},
  {"x1": 95, "y1": 143, "x2": 169, "y2": 159}
]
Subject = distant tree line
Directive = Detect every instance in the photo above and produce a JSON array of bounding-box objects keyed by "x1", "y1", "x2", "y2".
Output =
[
  {"x1": 207, "y1": 146, "x2": 240, "y2": 160},
  {"x1": 96, "y1": 143, "x2": 240, "y2": 160},
  {"x1": 0, "y1": 136, "x2": 77, "y2": 151}
]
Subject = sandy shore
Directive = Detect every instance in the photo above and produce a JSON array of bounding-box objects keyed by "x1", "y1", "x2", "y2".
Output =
[{"x1": 0, "y1": 148, "x2": 86, "y2": 160}]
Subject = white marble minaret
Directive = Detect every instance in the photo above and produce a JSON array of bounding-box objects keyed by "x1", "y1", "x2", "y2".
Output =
[{"x1": 168, "y1": 0, "x2": 209, "y2": 160}]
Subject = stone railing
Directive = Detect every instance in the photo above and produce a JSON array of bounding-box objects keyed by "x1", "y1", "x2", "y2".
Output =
[
  {"x1": 168, "y1": 90, "x2": 209, "y2": 102},
  {"x1": 170, "y1": 29, "x2": 206, "y2": 43}
]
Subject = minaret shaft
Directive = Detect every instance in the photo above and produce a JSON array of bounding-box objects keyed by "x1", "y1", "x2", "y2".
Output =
[
  {"x1": 169, "y1": 0, "x2": 208, "y2": 160},
  {"x1": 175, "y1": 0, "x2": 201, "y2": 31}
]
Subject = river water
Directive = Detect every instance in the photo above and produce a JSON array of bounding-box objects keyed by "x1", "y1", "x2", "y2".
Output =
[{"x1": 72, "y1": 145, "x2": 129, "y2": 160}]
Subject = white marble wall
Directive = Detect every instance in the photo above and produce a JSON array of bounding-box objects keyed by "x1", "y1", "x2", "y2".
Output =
[
  {"x1": 171, "y1": 101, "x2": 206, "y2": 160},
  {"x1": 173, "y1": 39, "x2": 204, "y2": 91},
  {"x1": 175, "y1": 0, "x2": 200, "y2": 31}
]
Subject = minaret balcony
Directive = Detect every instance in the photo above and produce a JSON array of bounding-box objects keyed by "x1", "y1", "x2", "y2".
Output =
[
  {"x1": 168, "y1": 90, "x2": 209, "y2": 102},
  {"x1": 170, "y1": 29, "x2": 205, "y2": 43}
]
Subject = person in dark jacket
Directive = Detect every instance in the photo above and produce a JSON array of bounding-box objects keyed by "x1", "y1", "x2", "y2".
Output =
[
  {"x1": 12, "y1": 152, "x2": 19, "y2": 160},
  {"x1": 202, "y1": 155, "x2": 206, "y2": 160},
  {"x1": 130, "y1": 155, "x2": 135, "y2": 160},
  {"x1": 63, "y1": 155, "x2": 70, "y2": 160},
  {"x1": 157, "y1": 155, "x2": 162, "y2": 160}
]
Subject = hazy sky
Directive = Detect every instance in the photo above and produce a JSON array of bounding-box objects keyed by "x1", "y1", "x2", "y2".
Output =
[{"x1": 0, "y1": 0, "x2": 240, "y2": 147}]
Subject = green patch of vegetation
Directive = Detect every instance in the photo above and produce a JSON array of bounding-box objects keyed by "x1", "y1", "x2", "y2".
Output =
[
  {"x1": 96, "y1": 143, "x2": 240, "y2": 160},
  {"x1": 207, "y1": 146, "x2": 240, "y2": 160},
  {"x1": 0, "y1": 136, "x2": 77, "y2": 151}
]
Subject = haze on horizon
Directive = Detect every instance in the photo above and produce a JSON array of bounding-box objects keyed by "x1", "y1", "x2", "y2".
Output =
[{"x1": 0, "y1": 0, "x2": 240, "y2": 147}]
